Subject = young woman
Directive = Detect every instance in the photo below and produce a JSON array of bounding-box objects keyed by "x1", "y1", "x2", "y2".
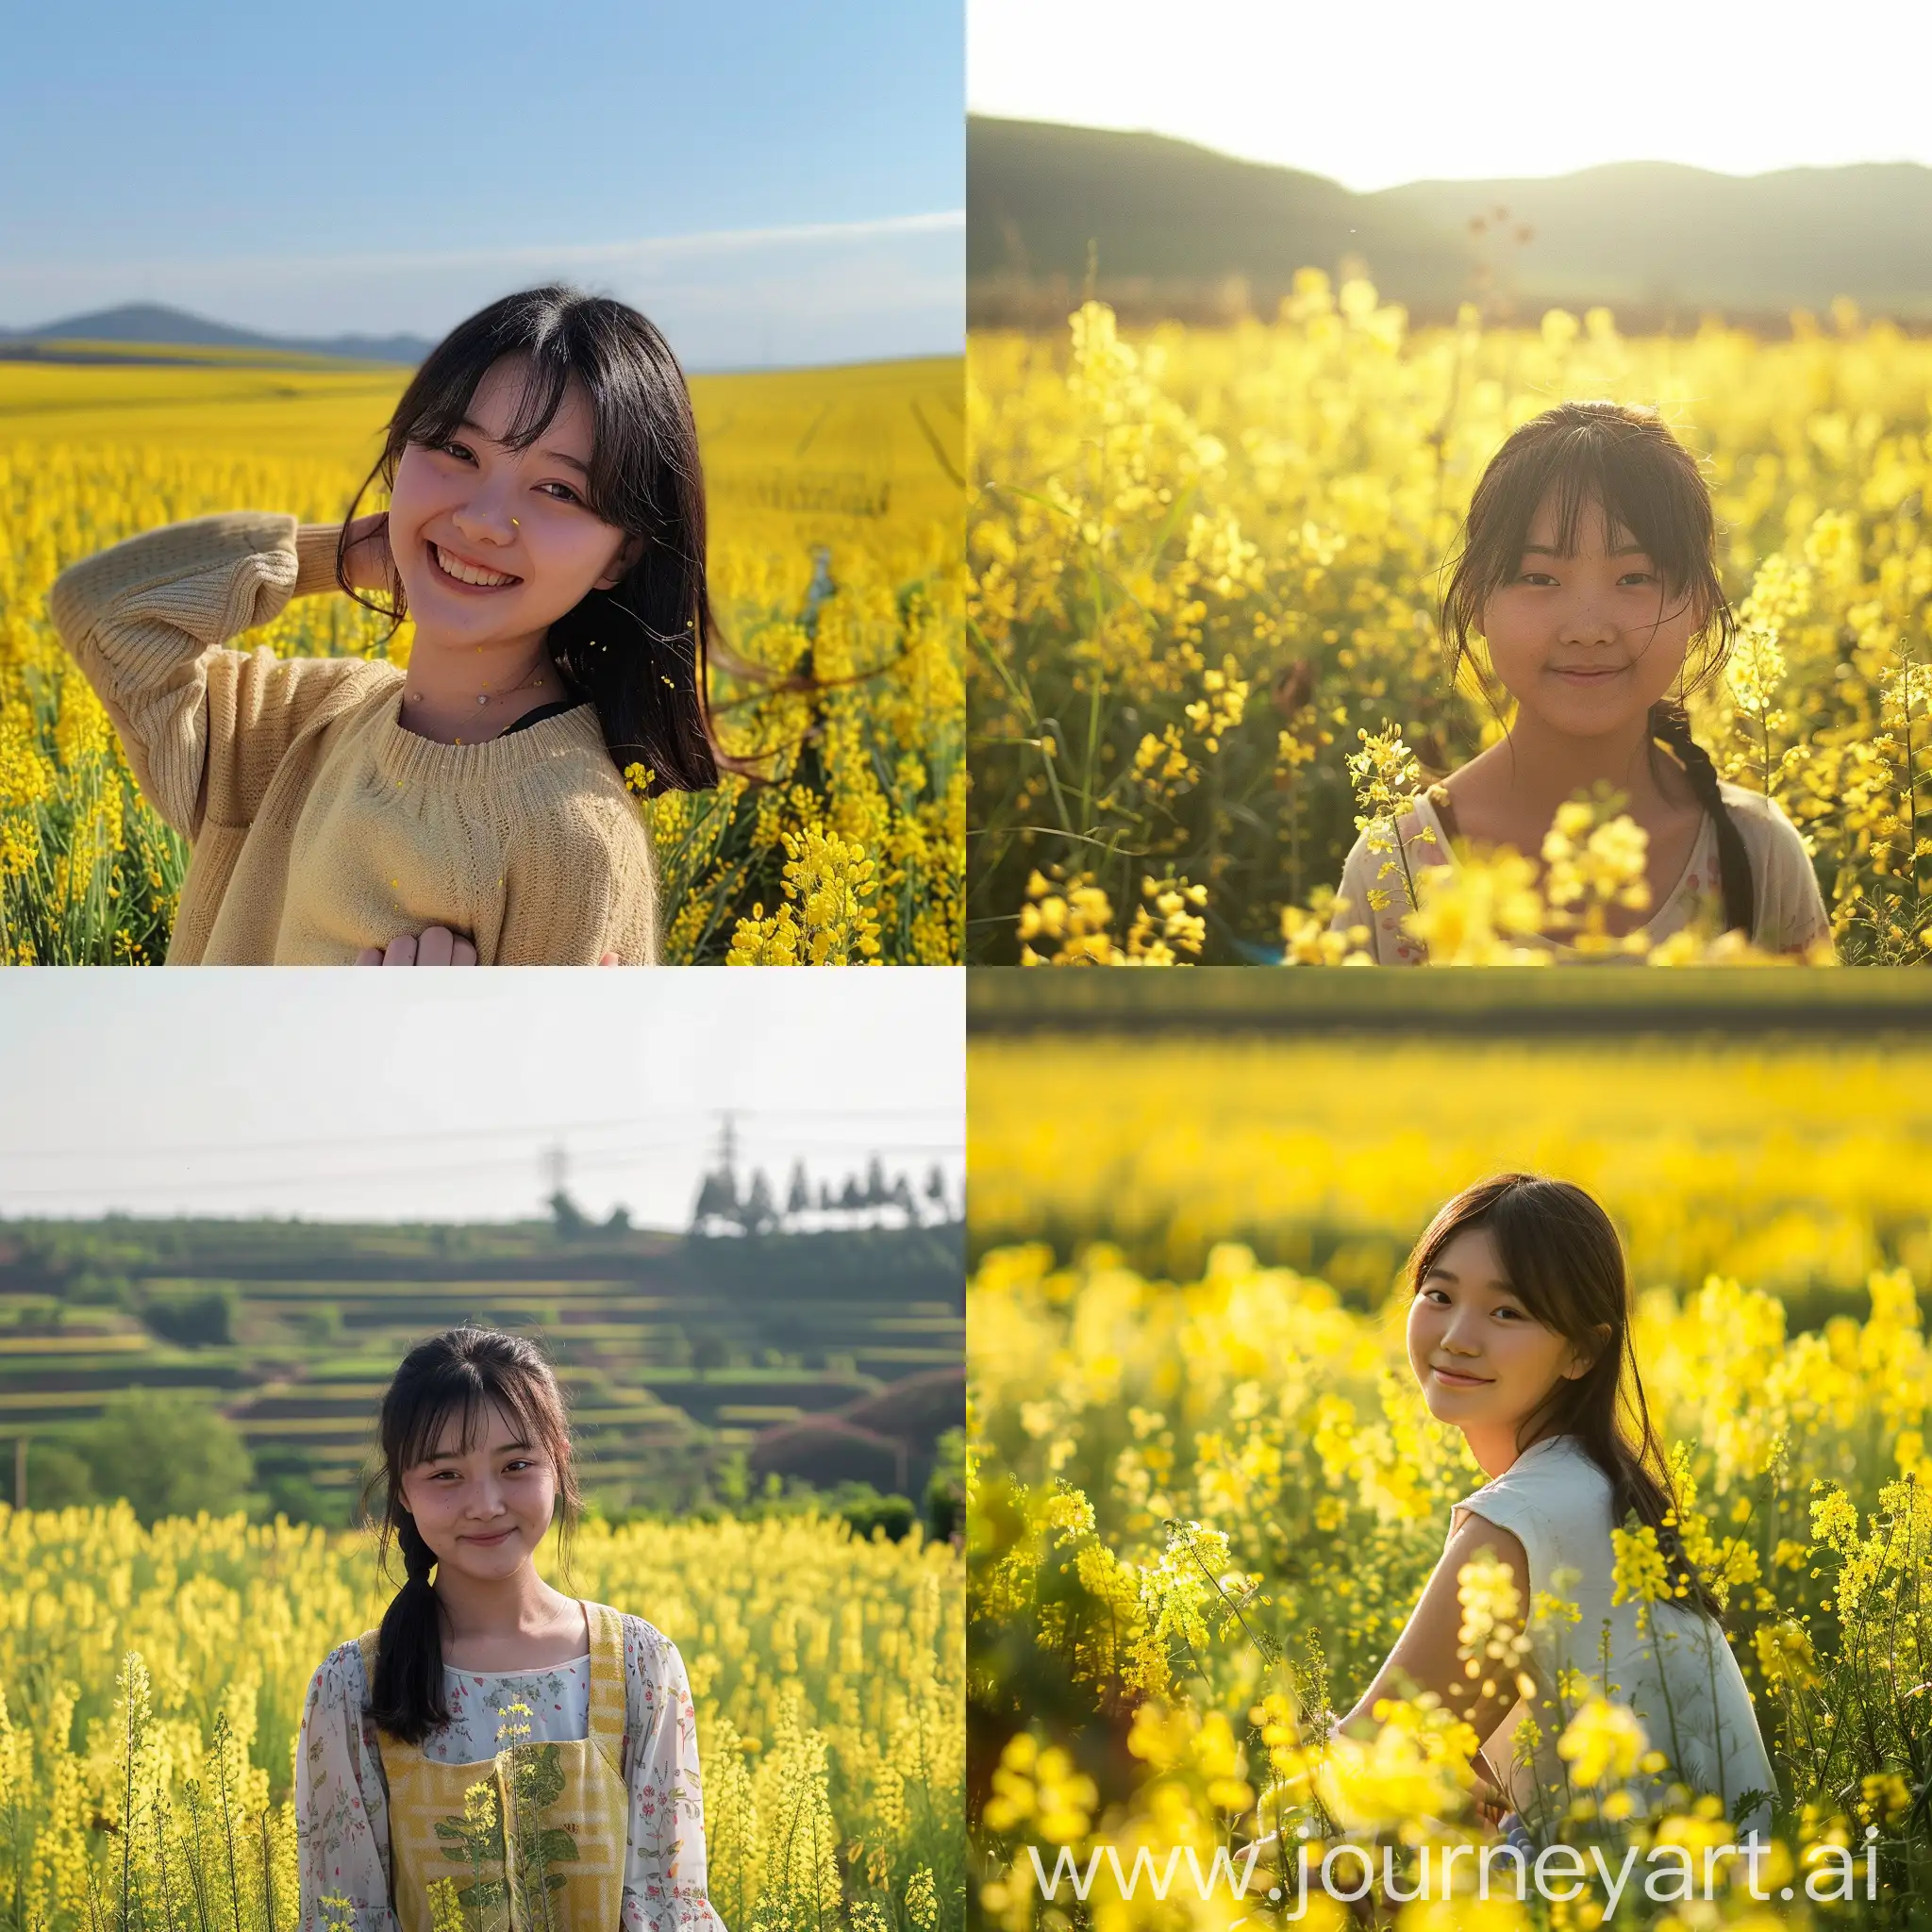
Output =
[
  {"x1": 1332, "y1": 402, "x2": 1831, "y2": 962},
  {"x1": 1334, "y1": 1174, "x2": 1774, "y2": 1842},
  {"x1": 50, "y1": 286, "x2": 722, "y2": 965},
  {"x1": 296, "y1": 1328, "x2": 724, "y2": 1932}
]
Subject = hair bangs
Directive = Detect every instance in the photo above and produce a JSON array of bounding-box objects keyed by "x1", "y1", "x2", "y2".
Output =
[
  {"x1": 392, "y1": 1350, "x2": 551, "y2": 1474},
  {"x1": 1407, "y1": 1174, "x2": 1617, "y2": 1346},
  {"x1": 1472, "y1": 1178, "x2": 1605, "y2": 1345},
  {"x1": 384, "y1": 358, "x2": 481, "y2": 477},
  {"x1": 1557, "y1": 428, "x2": 1708, "y2": 604},
  {"x1": 1441, "y1": 401, "x2": 1735, "y2": 716}
]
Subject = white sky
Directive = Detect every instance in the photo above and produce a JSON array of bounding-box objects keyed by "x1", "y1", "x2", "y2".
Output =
[
  {"x1": 0, "y1": 972, "x2": 962, "y2": 1224},
  {"x1": 970, "y1": 0, "x2": 1932, "y2": 191}
]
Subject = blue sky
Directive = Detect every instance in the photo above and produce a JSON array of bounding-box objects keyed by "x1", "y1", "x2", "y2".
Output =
[
  {"x1": 2, "y1": 0, "x2": 962, "y2": 366},
  {"x1": 0, "y1": 972, "x2": 963, "y2": 1224}
]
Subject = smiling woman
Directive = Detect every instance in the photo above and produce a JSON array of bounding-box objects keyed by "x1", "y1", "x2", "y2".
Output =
[
  {"x1": 297, "y1": 1326, "x2": 727, "y2": 1932},
  {"x1": 1332, "y1": 402, "x2": 1829, "y2": 963},
  {"x1": 44, "y1": 287, "x2": 720, "y2": 966},
  {"x1": 1327, "y1": 1174, "x2": 1775, "y2": 1844}
]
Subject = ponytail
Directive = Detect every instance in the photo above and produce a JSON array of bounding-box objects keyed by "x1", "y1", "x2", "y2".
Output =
[
  {"x1": 1649, "y1": 700, "x2": 1754, "y2": 940},
  {"x1": 369, "y1": 1513, "x2": 451, "y2": 1742}
]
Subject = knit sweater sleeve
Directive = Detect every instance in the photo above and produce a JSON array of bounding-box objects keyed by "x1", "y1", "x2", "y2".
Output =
[{"x1": 47, "y1": 512, "x2": 369, "y2": 839}]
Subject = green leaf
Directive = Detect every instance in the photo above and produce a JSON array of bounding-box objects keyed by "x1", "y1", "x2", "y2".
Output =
[{"x1": 515, "y1": 1743, "x2": 567, "y2": 1811}]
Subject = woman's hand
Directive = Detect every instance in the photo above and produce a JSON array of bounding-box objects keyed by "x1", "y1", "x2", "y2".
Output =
[
  {"x1": 357, "y1": 927, "x2": 477, "y2": 965},
  {"x1": 354, "y1": 929, "x2": 625, "y2": 965},
  {"x1": 340, "y1": 512, "x2": 395, "y2": 595},
  {"x1": 1471, "y1": 1773, "x2": 1511, "y2": 1831}
]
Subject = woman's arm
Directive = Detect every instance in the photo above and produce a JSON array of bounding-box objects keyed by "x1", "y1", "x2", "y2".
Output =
[
  {"x1": 46, "y1": 512, "x2": 391, "y2": 838},
  {"x1": 621, "y1": 1633, "x2": 726, "y2": 1932},
  {"x1": 1335, "y1": 1509, "x2": 1531, "y2": 1749},
  {"x1": 294, "y1": 1647, "x2": 398, "y2": 1932}
]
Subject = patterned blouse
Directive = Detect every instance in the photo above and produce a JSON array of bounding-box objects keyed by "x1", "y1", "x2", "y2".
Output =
[
  {"x1": 295, "y1": 1607, "x2": 726, "y2": 1932},
  {"x1": 1333, "y1": 780, "x2": 1833, "y2": 964}
]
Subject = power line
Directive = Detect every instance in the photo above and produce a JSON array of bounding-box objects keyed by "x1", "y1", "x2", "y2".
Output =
[
  {"x1": 0, "y1": 1104, "x2": 960, "y2": 1168},
  {"x1": 0, "y1": 1138, "x2": 965, "y2": 1207}
]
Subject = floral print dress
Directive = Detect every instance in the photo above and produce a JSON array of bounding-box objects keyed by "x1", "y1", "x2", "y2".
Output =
[{"x1": 296, "y1": 1607, "x2": 724, "y2": 1932}]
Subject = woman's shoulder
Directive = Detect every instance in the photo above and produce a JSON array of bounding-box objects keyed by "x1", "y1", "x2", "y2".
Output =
[
  {"x1": 305, "y1": 1635, "x2": 375, "y2": 1713},
  {"x1": 1715, "y1": 780, "x2": 1790, "y2": 819},
  {"x1": 493, "y1": 716, "x2": 652, "y2": 831},
  {"x1": 1713, "y1": 782, "x2": 1823, "y2": 889},
  {"x1": 608, "y1": 1605, "x2": 682, "y2": 1669},
  {"x1": 1341, "y1": 788, "x2": 1449, "y2": 850},
  {"x1": 1464, "y1": 1436, "x2": 1612, "y2": 1525},
  {"x1": 1336, "y1": 794, "x2": 1448, "y2": 886},
  {"x1": 1714, "y1": 781, "x2": 1807, "y2": 843}
]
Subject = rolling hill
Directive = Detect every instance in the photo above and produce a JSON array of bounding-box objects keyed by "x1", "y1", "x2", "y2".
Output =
[
  {"x1": 969, "y1": 115, "x2": 1932, "y2": 327},
  {"x1": 0, "y1": 1215, "x2": 964, "y2": 1519},
  {"x1": 0, "y1": 303, "x2": 432, "y2": 365}
]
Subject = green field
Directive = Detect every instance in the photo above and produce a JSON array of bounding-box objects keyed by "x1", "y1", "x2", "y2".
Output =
[
  {"x1": 0, "y1": 1216, "x2": 963, "y2": 1517},
  {"x1": 966, "y1": 965, "x2": 1932, "y2": 1033}
]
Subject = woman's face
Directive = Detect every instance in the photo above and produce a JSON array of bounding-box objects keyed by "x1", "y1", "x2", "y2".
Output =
[
  {"x1": 387, "y1": 357, "x2": 634, "y2": 651},
  {"x1": 397, "y1": 1398, "x2": 558, "y2": 1583},
  {"x1": 1406, "y1": 1225, "x2": 1593, "y2": 1442},
  {"x1": 1477, "y1": 492, "x2": 1701, "y2": 740}
]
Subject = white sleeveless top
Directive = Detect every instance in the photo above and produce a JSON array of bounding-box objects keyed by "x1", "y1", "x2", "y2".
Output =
[{"x1": 1456, "y1": 1435, "x2": 1774, "y2": 1840}]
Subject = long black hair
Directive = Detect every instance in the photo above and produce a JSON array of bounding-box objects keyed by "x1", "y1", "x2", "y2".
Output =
[
  {"x1": 362, "y1": 1327, "x2": 581, "y2": 1742},
  {"x1": 341, "y1": 285, "x2": 720, "y2": 794},
  {"x1": 1441, "y1": 401, "x2": 1755, "y2": 939},
  {"x1": 1407, "y1": 1173, "x2": 1724, "y2": 1623}
]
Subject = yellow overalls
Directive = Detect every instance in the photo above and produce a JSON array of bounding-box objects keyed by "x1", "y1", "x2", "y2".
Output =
[{"x1": 357, "y1": 1603, "x2": 630, "y2": 1932}]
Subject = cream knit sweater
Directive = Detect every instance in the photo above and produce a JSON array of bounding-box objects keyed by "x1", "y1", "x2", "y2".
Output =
[{"x1": 49, "y1": 512, "x2": 659, "y2": 964}]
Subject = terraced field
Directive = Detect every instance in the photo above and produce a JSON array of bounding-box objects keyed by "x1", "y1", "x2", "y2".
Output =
[{"x1": 0, "y1": 1217, "x2": 964, "y2": 1513}]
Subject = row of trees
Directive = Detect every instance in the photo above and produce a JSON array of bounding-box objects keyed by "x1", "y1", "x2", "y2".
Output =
[{"x1": 691, "y1": 1157, "x2": 957, "y2": 1236}]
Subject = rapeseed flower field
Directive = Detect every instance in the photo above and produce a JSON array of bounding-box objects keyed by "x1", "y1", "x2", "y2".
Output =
[
  {"x1": 0, "y1": 1507, "x2": 963, "y2": 1932},
  {"x1": 969, "y1": 285, "x2": 1932, "y2": 964},
  {"x1": 0, "y1": 348, "x2": 964, "y2": 964},
  {"x1": 968, "y1": 1032, "x2": 1932, "y2": 1296},
  {"x1": 968, "y1": 1029, "x2": 1932, "y2": 1924}
]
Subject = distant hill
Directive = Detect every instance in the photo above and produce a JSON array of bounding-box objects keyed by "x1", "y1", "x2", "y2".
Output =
[
  {"x1": 0, "y1": 302, "x2": 430, "y2": 364},
  {"x1": 969, "y1": 116, "x2": 1932, "y2": 328},
  {"x1": 969, "y1": 118, "x2": 1462, "y2": 307}
]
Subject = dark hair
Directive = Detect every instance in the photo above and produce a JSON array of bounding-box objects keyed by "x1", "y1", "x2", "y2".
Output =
[
  {"x1": 1441, "y1": 402, "x2": 1754, "y2": 938},
  {"x1": 1407, "y1": 1173, "x2": 1723, "y2": 1622},
  {"x1": 362, "y1": 1327, "x2": 580, "y2": 1742},
  {"x1": 341, "y1": 285, "x2": 719, "y2": 794}
]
